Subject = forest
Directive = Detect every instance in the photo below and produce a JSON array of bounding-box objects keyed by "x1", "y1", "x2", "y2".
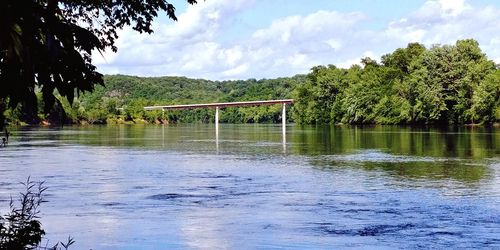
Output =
[
  {"x1": 4, "y1": 74, "x2": 304, "y2": 125},
  {"x1": 3, "y1": 39, "x2": 499, "y2": 126},
  {"x1": 293, "y1": 39, "x2": 499, "y2": 125}
]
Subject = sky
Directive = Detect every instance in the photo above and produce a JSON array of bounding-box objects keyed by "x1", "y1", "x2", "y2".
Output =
[{"x1": 93, "y1": 0, "x2": 500, "y2": 80}]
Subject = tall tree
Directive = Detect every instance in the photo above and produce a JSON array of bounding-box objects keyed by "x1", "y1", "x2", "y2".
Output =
[
  {"x1": 405, "y1": 39, "x2": 496, "y2": 124},
  {"x1": 292, "y1": 39, "x2": 498, "y2": 125},
  {"x1": 0, "y1": 0, "x2": 197, "y2": 129},
  {"x1": 292, "y1": 65, "x2": 350, "y2": 124},
  {"x1": 469, "y1": 70, "x2": 500, "y2": 123},
  {"x1": 381, "y1": 43, "x2": 426, "y2": 75}
]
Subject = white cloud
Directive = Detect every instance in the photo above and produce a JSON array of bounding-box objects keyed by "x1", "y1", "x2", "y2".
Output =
[
  {"x1": 222, "y1": 63, "x2": 249, "y2": 77},
  {"x1": 93, "y1": 0, "x2": 500, "y2": 80},
  {"x1": 437, "y1": 0, "x2": 468, "y2": 16},
  {"x1": 324, "y1": 39, "x2": 342, "y2": 51}
]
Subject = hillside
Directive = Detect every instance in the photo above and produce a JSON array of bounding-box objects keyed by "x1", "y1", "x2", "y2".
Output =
[{"x1": 75, "y1": 75, "x2": 304, "y2": 124}]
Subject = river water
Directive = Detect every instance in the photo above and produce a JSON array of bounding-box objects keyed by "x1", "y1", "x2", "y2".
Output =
[{"x1": 0, "y1": 124, "x2": 499, "y2": 249}]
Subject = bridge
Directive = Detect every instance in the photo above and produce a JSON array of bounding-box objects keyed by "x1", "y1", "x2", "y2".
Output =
[{"x1": 144, "y1": 99, "x2": 294, "y2": 129}]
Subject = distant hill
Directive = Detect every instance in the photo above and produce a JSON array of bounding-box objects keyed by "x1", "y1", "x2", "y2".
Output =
[{"x1": 74, "y1": 74, "x2": 305, "y2": 124}]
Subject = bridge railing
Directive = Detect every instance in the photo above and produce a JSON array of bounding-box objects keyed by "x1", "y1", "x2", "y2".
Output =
[{"x1": 144, "y1": 99, "x2": 294, "y2": 111}]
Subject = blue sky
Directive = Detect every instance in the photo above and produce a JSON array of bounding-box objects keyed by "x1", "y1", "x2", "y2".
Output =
[{"x1": 94, "y1": 0, "x2": 500, "y2": 80}]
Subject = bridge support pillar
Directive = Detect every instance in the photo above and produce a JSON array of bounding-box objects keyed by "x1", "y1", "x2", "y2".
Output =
[
  {"x1": 282, "y1": 103, "x2": 287, "y2": 153},
  {"x1": 215, "y1": 106, "x2": 219, "y2": 152},
  {"x1": 215, "y1": 106, "x2": 219, "y2": 128}
]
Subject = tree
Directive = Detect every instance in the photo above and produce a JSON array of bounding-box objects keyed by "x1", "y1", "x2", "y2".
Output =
[
  {"x1": 342, "y1": 59, "x2": 392, "y2": 124},
  {"x1": 381, "y1": 43, "x2": 426, "y2": 75},
  {"x1": 404, "y1": 39, "x2": 496, "y2": 124},
  {"x1": 292, "y1": 65, "x2": 350, "y2": 124},
  {"x1": 0, "y1": 0, "x2": 197, "y2": 129},
  {"x1": 291, "y1": 39, "x2": 498, "y2": 125},
  {"x1": 468, "y1": 70, "x2": 500, "y2": 123}
]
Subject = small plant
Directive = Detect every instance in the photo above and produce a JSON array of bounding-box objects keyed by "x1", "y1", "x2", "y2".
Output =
[{"x1": 0, "y1": 178, "x2": 74, "y2": 250}]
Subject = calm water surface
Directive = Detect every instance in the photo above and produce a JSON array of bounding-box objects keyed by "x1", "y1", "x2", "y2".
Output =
[{"x1": 0, "y1": 124, "x2": 499, "y2": 249}]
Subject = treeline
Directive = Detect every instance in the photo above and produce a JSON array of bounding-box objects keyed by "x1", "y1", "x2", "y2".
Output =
[
  {"x1": 3, "y1": 39, "x2": 499, "y2": 126},
  {"x1": 3, "y1": 75, "x2": 303, "y2": 125},
  {"x1": 292, "y1": 39, "x2": 499, "y2": 125}
]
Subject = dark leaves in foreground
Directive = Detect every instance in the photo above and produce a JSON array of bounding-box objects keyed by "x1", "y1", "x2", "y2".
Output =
[{"x1": 0, "y1": 0, "x2": 197, "y2": 129}]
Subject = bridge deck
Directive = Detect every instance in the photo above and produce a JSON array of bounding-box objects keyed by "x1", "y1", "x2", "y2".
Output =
[{"x1": 144, "y1": 99, "x2": 293, "y2": 111}]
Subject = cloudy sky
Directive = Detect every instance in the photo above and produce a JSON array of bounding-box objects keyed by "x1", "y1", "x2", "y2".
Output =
[{"x1": 93, "y1": 0, "x2": 500, "y2": 80}]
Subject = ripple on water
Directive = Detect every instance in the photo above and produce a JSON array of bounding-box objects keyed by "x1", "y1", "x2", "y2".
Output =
[
  {"x1": 100, "y1": 202, "x2": 127, "y2": 207},
  {"x1": 147, "y1": 193, "x2": 224, "y2": 202},
  {"x1": 311, "y1": 222, "x2": 417, "y2": 236}
]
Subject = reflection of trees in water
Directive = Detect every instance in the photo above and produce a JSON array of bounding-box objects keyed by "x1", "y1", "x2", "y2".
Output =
[
  {"x1": 311, "y1": 158, "x2": 490, "y2": 184},
  {"x1": 291, "y1": 125, "x2": 497, "y2": 159},
  {"x1": 7, "y1": 125, "x2": 497, "y2": 185},
  {"x1": 293, "y1": 125, "x2": 497, "y2": 184}
]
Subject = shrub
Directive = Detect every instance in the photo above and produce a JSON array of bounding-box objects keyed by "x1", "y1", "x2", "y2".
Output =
[{"x1": 0, "y1": 178, "x2": 74, "y2": 250}]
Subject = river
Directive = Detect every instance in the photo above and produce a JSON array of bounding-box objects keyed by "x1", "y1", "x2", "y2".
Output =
[{"x1": 0, "y1": 124, "x2": 499, "y2": 249}]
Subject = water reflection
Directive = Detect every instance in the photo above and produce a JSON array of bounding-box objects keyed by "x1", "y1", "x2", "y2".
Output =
[
  {"x1": 215, "y1": 123, "x2": 219, "y2": 154},
  {"x1": 291, "y1": 125, "x2": 498, "y2": 158},
  {"x1": 311, "y1": 150, "x2": 492, "y2": 183},
  {"x1": 7, "y1": 125, "x2": 499, "y2": 184}
]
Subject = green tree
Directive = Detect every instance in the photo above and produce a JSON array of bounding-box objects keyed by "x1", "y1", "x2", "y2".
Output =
[
  {"x1": 342, "y1": 59, "x2": 393, "y2": 124},
  {"x1": 405, "y1": 39, "x2": 495, "y2": 124},
  {"x1": 292, "y1": 39, "x2": 497, "y2": 125},
  {"x1": 469, "y1": 70, "x2": 500, "y2": 123},
  {"x1": 124, "y1": 99, "x2": 146, "y2": 121},
  {"x1": 382, "y1": 43, "x2": 426, "y2": 75},
  {"x1": 0, "y1": 0, "x2": 197, "y2": 129},
  {"x1": 292, "y1": 65, "x2": 349, "y2": 124}
]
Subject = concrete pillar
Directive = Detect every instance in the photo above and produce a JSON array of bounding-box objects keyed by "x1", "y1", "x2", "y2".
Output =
[
  {"x1": 215, "y1": 106, "x2": 219, "y2": 128},
  {"x1": 215, "y1": 106, "x2": 219, "y2": 153},
  {"x1": 282, "y1": 103, "x2": 287, "y2": 153}
]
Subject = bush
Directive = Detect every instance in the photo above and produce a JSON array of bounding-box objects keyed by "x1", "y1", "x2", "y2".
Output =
[{"x1": 0, "y1": 178, "x2": 74, "y2": 250}]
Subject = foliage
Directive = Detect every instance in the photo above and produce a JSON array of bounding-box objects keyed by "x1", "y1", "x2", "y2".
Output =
[
  {"x1": 0, "y1": 0, "x2": 197, "y2": 129},
  {"x1": 0, "y1": 179, "x2": 45, "y2": 249},
  {"x1": 469, "y1": 70, "x2": 500, "y2": 123},
  {"x1": 0, "y1": 178, "x2": 74, "y2": 250},
  {"x1": 292, "y1": 39, "x2": 499, "y2": 125},
  {"x1": 23, "y1": 75, "x2": 301, "y2": 125}
]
